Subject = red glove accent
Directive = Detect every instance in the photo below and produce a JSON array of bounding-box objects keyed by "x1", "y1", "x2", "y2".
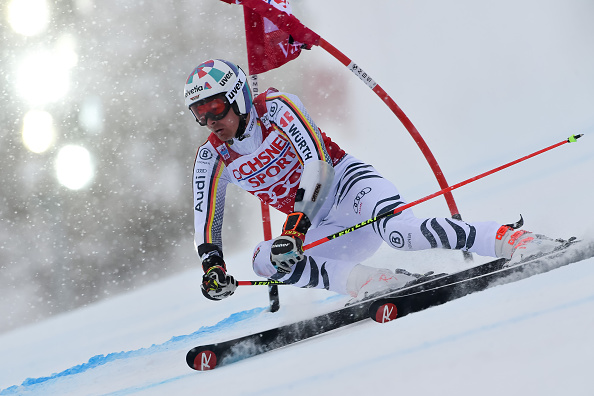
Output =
[{"x1": 281, "y1": 212, "x2": 311, "y2": 242}]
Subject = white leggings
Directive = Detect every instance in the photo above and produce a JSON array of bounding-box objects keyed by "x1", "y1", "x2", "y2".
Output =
[{"x1": 252, "y1": 156, "x2": 501, "y2": 295}]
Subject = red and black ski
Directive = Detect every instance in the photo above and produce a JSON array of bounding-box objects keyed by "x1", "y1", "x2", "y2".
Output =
[
  {"x1": 186, "y1": 257, "x2": 507, "y2": 370},
  {"x1": 187, "y1": 238, "x2": 593, "y2": 370},
  {"x1": 369, "y1": 238, "x2": 591, "y2": 323}
]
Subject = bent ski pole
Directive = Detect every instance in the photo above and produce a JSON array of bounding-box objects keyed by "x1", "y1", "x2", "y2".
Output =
[{"x1": 303, "y1": 134, "x2": 584, "y2": 251}]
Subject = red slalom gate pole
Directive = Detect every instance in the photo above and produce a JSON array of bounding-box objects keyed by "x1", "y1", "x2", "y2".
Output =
[
  {"x1": 302, "y1": 135, "x2": 583, "y2": 252},
  {"x1": 248, "y1": 74, "x2": 281, "y2": 309},
  {"x1": 220, "y1": 0, "x2": 462, "y2": 219},
  {"x1": 318, "y1": 38, "x2": 461, "y2": 219},
  {"x1": 319, "y1": 36, "x2": 473, "y2": 261}
]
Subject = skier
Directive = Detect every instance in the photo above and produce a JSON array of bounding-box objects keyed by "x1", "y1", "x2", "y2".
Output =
[{"x1": 186, "y1": 59, "x2": 562, "y2": 301}]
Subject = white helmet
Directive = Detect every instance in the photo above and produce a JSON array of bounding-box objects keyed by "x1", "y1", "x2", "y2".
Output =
[{"x1": 184, "y1": 59, "x2": 252, "y2": 116}]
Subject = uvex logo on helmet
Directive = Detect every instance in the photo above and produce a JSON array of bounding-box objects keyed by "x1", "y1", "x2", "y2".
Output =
[
  {"x1": 218, "y1": 71, "x2": 234, "y2": 87},
  {"x1": 225, "y1": 75, "x2": 245, "y2": 103}
]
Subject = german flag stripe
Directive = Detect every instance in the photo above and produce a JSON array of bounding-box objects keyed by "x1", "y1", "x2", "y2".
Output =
[
  {"x1": 204, "y1": 157, "x2": 225, "y2": 244},
  {"x1": 268, "y1": 94, "x2": 328, "y2": 164}
]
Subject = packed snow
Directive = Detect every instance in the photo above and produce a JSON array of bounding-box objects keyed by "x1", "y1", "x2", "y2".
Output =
[
  {"x1": 2, "y1": 0, "x2": 594, "y2": 395},
  {"x1": 1, "y1": 246, "x2": 593, "y2": 395}
]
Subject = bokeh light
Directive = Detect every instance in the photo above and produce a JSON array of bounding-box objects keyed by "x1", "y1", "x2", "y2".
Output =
[
  {"x1": 21, "y1": 110, "x2": 55, "y2": 153},
  {"x1": 55, "y1": 145, "x2": 94, "y2": 190},
  {"x1": 7, "y1": 0, "x2": 50, "y2": 36},
  {"x1": 14, "y1": 35, "x2": 78, "y2": 106},
  {"x1": 78, "y1": 96, "x2": 105, "y2": 134}
]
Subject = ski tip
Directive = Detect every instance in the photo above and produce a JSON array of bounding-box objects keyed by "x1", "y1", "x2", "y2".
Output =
[
  {"x1": 373, "y1": 302, "x2": 398, "y2": 323},
  {"x1": 186, "y1": 348, "x2": 218, "y2": 371}
]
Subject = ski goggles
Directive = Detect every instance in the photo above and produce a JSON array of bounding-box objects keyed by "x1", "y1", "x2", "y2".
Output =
[{"x1": 190, "y1": 94, "x2": 232, "y2": 126}]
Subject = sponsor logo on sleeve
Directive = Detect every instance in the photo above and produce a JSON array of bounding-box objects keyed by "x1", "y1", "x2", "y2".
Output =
[
  {"x1": 389, "y1": 231, "x2": 405, "y2": 249},
  {"x1": 269, "y1": 102, "x2": 279, "y2": 118},
  {"x1": 194, "y1": 175, "x2": 206, "y2": 212},
  {"x1": 280, "y1": 111, "x2": 313, "y2": 161},
  {"x1": 199, "y1": 147, "x2": 213, "y2": 160},
  {"x1": 353, "y1": 187, "x2": 372, "y2": 214}
]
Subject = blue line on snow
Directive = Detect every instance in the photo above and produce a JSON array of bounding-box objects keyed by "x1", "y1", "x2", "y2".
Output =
[{"x1": 0, "y1": 307, "x2": 267, "y2": 395}]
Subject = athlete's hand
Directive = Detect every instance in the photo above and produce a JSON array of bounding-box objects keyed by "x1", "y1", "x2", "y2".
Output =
[
  {"x1": 201, "y1": 265, "x2": 238, "y2": 300},
  {"x1": 269, "y1": 212, "x2": 311, "y2": 274},
  {"x1": 270, "y1": 235, "x2": 304, "y2": 274}
]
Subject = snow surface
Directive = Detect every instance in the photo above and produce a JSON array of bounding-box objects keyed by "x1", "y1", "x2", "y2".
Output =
[
  {"x1": 1, "y1": 248, "x2": 593, "y2": 396},
  {"x1": 2, "y1": 0, "x2": 594, "y2": 395}
]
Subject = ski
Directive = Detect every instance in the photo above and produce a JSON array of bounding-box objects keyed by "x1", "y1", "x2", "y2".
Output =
[
  {"x1": 186, "y1": 238, "x2": 593, "y2": 371},
  {"x1": 369, "y1": 238, "x2": 593, "y2": 323},
  {"x1": 186, "y1": 299, "x2": 370, "y2": 371},
  {"x1": 186, "y1": 256, "x2": 509, "y2": 371}
]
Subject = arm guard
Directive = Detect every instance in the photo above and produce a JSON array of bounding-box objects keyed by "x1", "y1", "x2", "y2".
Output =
[{"x1": 294, "y1": 160, "x2": 335, "y2": 220}]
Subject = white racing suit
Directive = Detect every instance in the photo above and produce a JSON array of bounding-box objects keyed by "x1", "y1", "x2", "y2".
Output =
[{"x1": 193, "y1": 91, "x2": 501, "y2": 295}]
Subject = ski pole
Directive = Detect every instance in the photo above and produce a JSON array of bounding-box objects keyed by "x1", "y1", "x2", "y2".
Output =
[
  {"x1": 237, "y1": 280, "x2": 288, "y2": 286},
  {"x1": 238, "y1": 134, "x2": 582, "y2": 286},
  {"x1": 303, "y1": 134, "x2": 584, "y2": 251}
]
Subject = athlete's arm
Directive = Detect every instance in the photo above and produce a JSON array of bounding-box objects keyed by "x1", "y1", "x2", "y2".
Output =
[
  {"x1": 193, "y1": 142, "x2": 231, "y2": 261},
  {"x1": 267, "y1": 92, "x2": 335, "y2": 220}
]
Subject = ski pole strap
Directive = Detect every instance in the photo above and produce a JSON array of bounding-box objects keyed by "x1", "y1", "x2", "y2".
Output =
[{"x1": 303, "y1": 134, "x2": 584, "y2": 251}]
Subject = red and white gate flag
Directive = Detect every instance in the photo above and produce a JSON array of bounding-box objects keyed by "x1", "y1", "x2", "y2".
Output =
[{"x1": 219, "y1": 0, "x2": 320, "y2": 74}]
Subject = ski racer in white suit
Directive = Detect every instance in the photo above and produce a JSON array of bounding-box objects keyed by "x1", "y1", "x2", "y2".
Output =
[{"x1": 186, "y1": 59, "x2": 562, "y2": 301}]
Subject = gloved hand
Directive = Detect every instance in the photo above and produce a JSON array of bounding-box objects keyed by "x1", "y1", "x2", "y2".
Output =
[
  {"x1": 270, "y1": 212, "x2": 311, "y2": 274},
  {"x1": 271, "y1": 236, "x2": 304, "y2": 274},
  {"x1": 200, "y1": 253, "x2": 237, "y2": 300},
  {"x1": 201, "y1": 265, "x2": 238, "y2": 300}
]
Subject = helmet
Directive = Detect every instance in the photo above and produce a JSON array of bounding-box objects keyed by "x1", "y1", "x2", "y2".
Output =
[{"x1": 184, "y1": 59, "x2": 252, "y2": 117}]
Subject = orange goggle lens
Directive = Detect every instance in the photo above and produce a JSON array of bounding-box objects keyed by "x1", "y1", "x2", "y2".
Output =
[{"x1": 190, "y1": 96, "x2": 231, "y2": 126}]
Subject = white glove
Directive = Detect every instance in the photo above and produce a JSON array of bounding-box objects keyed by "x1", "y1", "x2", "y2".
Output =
[{"x1": 270, "y1": 235, "x2": 305, "y2": 274}]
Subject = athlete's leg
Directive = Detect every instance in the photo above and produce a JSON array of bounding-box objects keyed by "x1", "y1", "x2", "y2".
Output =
[
  {"x1": 376, "y1": 209, "x2": 501, "y2": 257},
  {"x1": 252, "y1": 239, "x2": 358, "y2": 295},
  {"x1": 328, "y1": 157, "x2": 502, "y2": 257},
  {"x1": 251, "y1": 221, "x2": 383, "y2": 295}
]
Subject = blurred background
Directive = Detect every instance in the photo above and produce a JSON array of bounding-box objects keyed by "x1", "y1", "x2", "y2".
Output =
[
  {"x1": 0, "y1": 0, "x2": 351, "y2": 333},
  {"x1": 1, "y1": 0, "x2": 593, "y2": 334}
]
